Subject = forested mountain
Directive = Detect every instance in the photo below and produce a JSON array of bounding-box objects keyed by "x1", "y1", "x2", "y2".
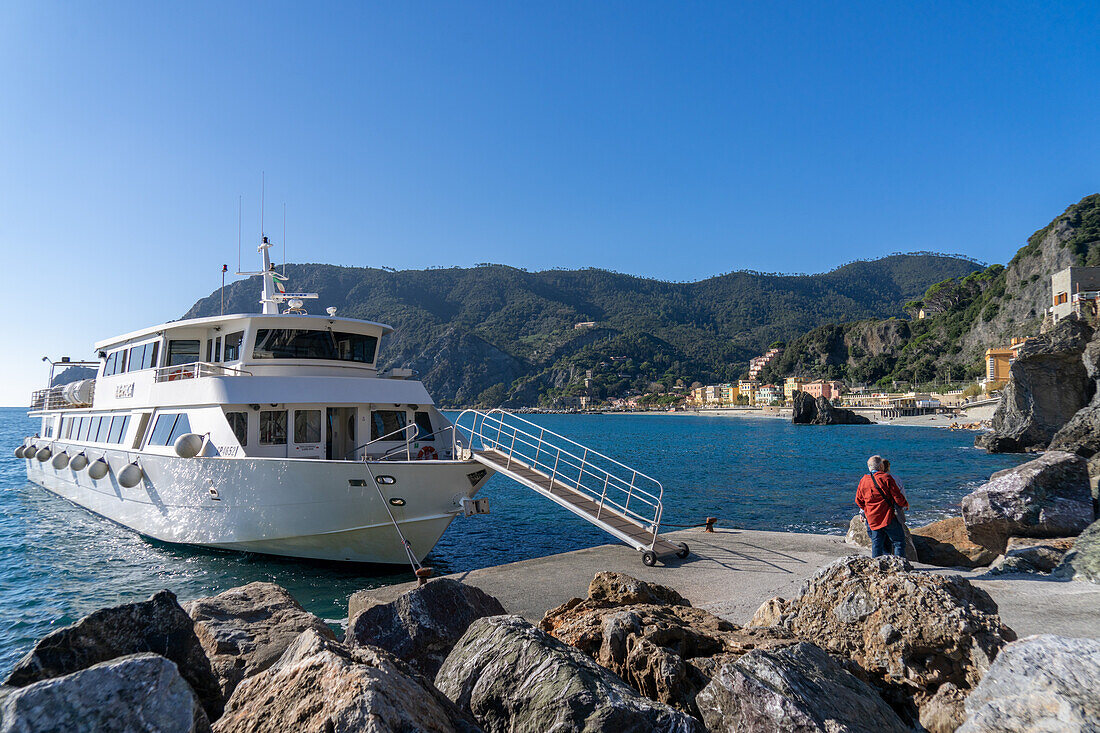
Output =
[
  {"x1": 759, "y1": 194, "x2": 1100, "y2": 387},
  {"x1": 185, "y1": 253, "x2": 980, "y2": 406}
]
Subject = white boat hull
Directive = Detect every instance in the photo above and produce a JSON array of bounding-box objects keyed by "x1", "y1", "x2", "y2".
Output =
[{"x1": 23, "y1": 446, "x2": 492, "y2": 564}]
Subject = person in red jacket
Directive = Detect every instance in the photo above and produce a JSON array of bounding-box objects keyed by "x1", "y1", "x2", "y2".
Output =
[{"x1": 856, "y1": 455, "x2": 909, "y2": 558}]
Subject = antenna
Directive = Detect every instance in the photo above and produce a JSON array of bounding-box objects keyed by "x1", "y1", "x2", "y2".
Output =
[
  {"x1": 260, "y1": 172, "x2": 265, "y2": 240},
  {"x1": 282, "y1": 203, "x2": 286, "y2": 277},
  {"x1": 237, "y1": 196, "x2": 242, "y2": 273}
]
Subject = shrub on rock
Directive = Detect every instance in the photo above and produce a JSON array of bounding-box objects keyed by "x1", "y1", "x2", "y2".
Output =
[
  {"x1": 346, "y1": 578, "x2": 506, "y2": 679},
  {"x1": 958, "y1": 635, "x2": 1100, "y2": 732},
  {"x1": 0, "y1": 653, "x2": 210, "y2": 733},
  {"x1": 215, "y1": 629, "x2": 479, "y2": 733},
  {"x1": 186, "y1": 582, "x2": 336, "y2": 701},
  {"x1": 961, "y1": 451, "x2": 1094, "y2": 540},
  {"x1": 694, "y1": 642, "x2": 909, "y2": 733},
  {"x1": 435, "y1": 614, "x2": 702, "y2": 733},
  {"x1": 4, "y1": 589, "x2": 223, "y2": 722}
]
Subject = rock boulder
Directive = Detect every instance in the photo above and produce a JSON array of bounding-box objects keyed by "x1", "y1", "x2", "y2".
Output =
[
  {"x1": 540, "y1": 573, "x2": 793, "y2": 716},
  {"x1": 746, "y1": 556, "x2": 1016, "y2": 696},
  {"x1": 694, "y1": 642, "x2": 909, "y2": 733},
  {"x1": 909, "y1": 516, "x2": 1002, "y2": 567},
  {"x1": 0, "y1": 653, "x2": 210, "y2": 733},
  {"x1": 844, "y1": 514, "x2": 917, "y2": 561},
  {"x1": 989, "y1": 536, "x2": 1075, "y2": 575},
  {"x1": 4, "y1": 589, "x2": 223, "y2": 722},
  {"x1": 791, "y1": 391, "x2": 872, "y2": 425},
  {"x1": 976, "y1": 318, "x2": 1093, "y2": 453},
  {"x1": 214, "y1": 629, "x2": 479, "y2": 733},
  {"x1": 1053, "y1": 518, "x2": 1100, "y2": 583},
  {"x1": 186, "y1": 582, "x2": 336, "y2": 701},
  {"x1": 435, "y1": 614, "x2": 702, "y2": 733},
  {"x1": 346, "y1": 578, "x2": 506, "y2": 679},
  {"x1": 961, "y1": 451, "x2": 1095, "y2": 539},
  {"x1": 958, "y1": 635, "x2": 1100, "y2": 732}
]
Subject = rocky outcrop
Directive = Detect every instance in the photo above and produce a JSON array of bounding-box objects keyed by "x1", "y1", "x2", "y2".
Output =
[
  {"x1": 791, "y1": 391, "x2": 872, "y2": 425},
  {"x1": 539, "y1": 572, "x2": 793, "y2": 716},
  {"x1": 746, "y1": 556, "x2": 1016, "y2": 699},
  {"x1": 435, "y1": 614, "x2": 702, "y2": 733},
  {"x1": 346, "y1": 578, "x2": 506, "y2": 679},
  {"x1": 909, "y1": 516, "x2": 1002, "y2": 567},
  {"x1": 918, "y1": 682, "x2": 969, "y2": 733},
  {"x1": 0, "y1": 653, "x2": 210, "y2": 733},
  {"x1": 215, "y1": 629, "x2": 479, "y2": 733},
  {"x1": 961, "y1": 451, "x2": 1095, "y2": 540},
  {"x1": 694, "y1": 642, "x2": 909, "y2": 733},
  {"x1": 976, "y1": 318, "x2": 1093, "y2": 453},
  {"x1": 989, "y1": 537, "x2": 1075, "y2": 575},
  {"x1": 1047, "y1": 336, "x2": 1100, "y2": 457},
  {"x1": 1053, "y1": 518, "x2": 1100, "y2": 583},
  {"x1": 958, "y1": 635, "x2": 1100, "y2": 732},
  {"x1": 4, "y1": 589, "x2": 224, "y2": 722},
  {"x1": 844, "y1": 513, "x2": 917, "y2": 561},
  {"x1": 186, "y1": 582, "x2": 336, "y2": 701}
]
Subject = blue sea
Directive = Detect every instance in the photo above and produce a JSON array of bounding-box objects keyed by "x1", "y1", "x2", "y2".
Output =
[{"x1": 0, "y1": 406, "x2": 1025, "y2": 674}]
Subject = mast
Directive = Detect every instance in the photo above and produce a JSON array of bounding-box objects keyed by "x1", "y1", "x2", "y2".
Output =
[{"x1": 259, "y1": 236, "x2": 278, "y2": 314}]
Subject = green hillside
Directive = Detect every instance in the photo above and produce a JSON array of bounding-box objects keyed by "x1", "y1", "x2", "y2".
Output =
[{"x1": 185, "y1": 253, "x2": 981, "y2": 406}]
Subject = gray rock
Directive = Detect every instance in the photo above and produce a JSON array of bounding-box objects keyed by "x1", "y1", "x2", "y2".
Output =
[
  {"x1": 961, "y1": 451, "x2": 1095, "y2": 539},
  {"x1": 434, "y1": 614, "x2": 702, "y2": 733},
  {"x1": 958, "y1": 634, "x2": 1100, "y2": 732},
  {"x1": 844, "y1": 513, "x2": 917, "y2": 560},
  {"x1": 910, "y1": 516, "x2": 1004, "y2": 567},
  {"x1": 215, "y1": 629, "x2": 479, "y2": 733},
  {"x1": 976, "y1": 318, "x2": 1093, "y2": 453},
  {"x1": 988, "y1": 537, "x2": 1075, "y2": 575},
  {"x1": 918, "y1": 682, "x2": 968, "y2": 733},
  {"x1": 346, "y1": 578, "x2": 505, "y2": 679},
  {"x1": 694, "y1": 642, "x2": 908, "y2": 733},
  {"x1": 792, "y1": 391, "x2": 872, "y2": 425},
  {"x1": 186, "y1": 582, "x2": 336, "y2": 701},
  {"x1": 4, "y1": 590, "x2": 223, "y2": 722},
  {"x1": 1053, "y1": 518, "x2": 1100, "y2": 583},
  {"x1": 0, "y1": 653, "x2": 210, "y2": 733}
]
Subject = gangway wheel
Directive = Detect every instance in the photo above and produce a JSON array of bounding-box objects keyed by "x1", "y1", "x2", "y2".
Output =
[
  {"x1": 676, "y1": 542, "x2": 690, "y2": 559},
  {"x1": 642, "y1": 551, "x2": 657, "y2": 567}
]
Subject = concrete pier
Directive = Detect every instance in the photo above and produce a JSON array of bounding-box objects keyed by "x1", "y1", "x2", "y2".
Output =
[{"x1": 351, "y1": 528, "x2": 1100, "y2": 640}]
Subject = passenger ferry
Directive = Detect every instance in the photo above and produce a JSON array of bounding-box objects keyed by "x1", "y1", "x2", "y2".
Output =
[{"x1": 16, "y1": 240, "x2": 492, "y2": 565}]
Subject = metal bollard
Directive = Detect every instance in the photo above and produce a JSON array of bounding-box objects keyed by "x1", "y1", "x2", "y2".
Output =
[
  {"x1": 704, "y1": 517, "x2": 717, "y2": 532},
  {"x1": 415, "y1": 567, "x2": 434, "y2": 586}
]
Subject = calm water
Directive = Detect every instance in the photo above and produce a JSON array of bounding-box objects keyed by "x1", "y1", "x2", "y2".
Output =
[{"x1": 0, "y1": 406, "x2": 1025, "y2": 674}]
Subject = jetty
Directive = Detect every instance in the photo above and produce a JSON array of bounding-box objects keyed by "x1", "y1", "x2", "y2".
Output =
[{"x1": 351, "y1": 527, "x2": 1100, "y2": 640}]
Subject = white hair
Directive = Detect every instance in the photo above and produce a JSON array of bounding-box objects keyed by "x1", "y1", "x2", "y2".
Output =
[{"x1": 867, "y1": 455, "x2": 883, "y2": 472}]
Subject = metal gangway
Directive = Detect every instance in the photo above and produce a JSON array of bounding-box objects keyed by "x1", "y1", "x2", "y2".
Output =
[{"x1": 453, "y1": 409, "x2": 688, "y2": 566}]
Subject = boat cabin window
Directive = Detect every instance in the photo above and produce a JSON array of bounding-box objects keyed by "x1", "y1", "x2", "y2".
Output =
[
  {"x1": 127, "y1": 341, "x2": 159, "y2": 372},
  {"x1": 413, "y1": 411, "x2": 435, "y2": 441},
  {"x1": 103, "y1": 349, "x2": 128, "y2": 376},
  {"x1": 252, "y1": 329, "x2": 378, "y2": 364},
  {"x1": 206, "y1": 338, "x2": 222, "y2": 362},
  {"x1": 223, "y1": 332, "x2": 244, "y2": 361},
  {"x1": 148, "y1": 413, "x2": 192, "y2": 446},
  {"x1": 77, "y1": 417, "x2": 91, "y2": 441},
  {"x1": 259, "y1": 410, "x2": 287, "y2": 445},
  {"x1": 167, "y1": 340, "x2": 200, "y2": 366},
  {"x1": 371, "y1": 410, "x2": 407, "y2": 440},
  {"x1": 42, "y1": 418, "x2": 54, "y2": 438},
  {"x1": 226, "y1": 411, "x2": 248, "y2": 446},
  {"x1": 107, "y1": 415, "x2": 130, "y2": 444},
  {"x1": 294, "y1": 410, "x2": 321, "y2": 444}
]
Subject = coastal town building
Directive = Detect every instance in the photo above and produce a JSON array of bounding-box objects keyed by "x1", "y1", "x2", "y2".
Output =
[
  {"x1": 720, "y1": 383, "x2": 738, "y2": 404},
  {"x1": 783, "y1": 376, "x2": 809, "y2": 402},
  {"x1": 738, "y1": 379, "x2": 759, "y2": 405},
  {"x1": 1050, "y1": 266, "x2": 1100, "y2": 324},
  {"x1": 802, "y1": 380, "x2": 844, "y2": 400},
  {"x1": 755, "y1": 383, "x2": 781, "y2": 405},
  {"x1": 983, "y1": 338, "x2": 1030, "y2": 386},
  {"x1": 688, "y1": 386, "x2": 705, "y2": 406},
  {"x1": 747, "y1": 347, "x2": 782, "y2": 379}
]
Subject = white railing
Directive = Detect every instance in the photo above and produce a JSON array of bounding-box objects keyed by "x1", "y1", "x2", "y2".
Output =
[
  {"x1": 154, "y1": 362, "x2": 252, "y2": 382},
  {"x1": 30, "y1": 383, "x2": 94, "y2": 411},
  {"x1": 453, "y1": 409, "x2": 665, "y2": 546}
]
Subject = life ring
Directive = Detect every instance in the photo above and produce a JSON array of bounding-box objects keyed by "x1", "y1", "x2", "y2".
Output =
[{"x1": 417, "y1": 445, "x2": 438, "y2": 460}]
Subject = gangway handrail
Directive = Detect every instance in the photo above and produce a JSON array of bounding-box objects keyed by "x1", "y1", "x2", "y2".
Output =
[
  {"x1": 345, "y1": 423, "x2": 420, "y2": 460},
  {"x1": 453, "y1": 409, "x2": 665, "y2": 548}
]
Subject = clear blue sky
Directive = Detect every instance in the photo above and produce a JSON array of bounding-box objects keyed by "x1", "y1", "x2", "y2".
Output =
[{"x1": 2, "y1": 1, "x2": 1098, "y2": 404}]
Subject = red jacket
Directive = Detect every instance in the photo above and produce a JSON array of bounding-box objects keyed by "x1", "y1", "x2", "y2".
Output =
[{"x1": 856, "y1": 472, "x2": 908, "y2": 530}]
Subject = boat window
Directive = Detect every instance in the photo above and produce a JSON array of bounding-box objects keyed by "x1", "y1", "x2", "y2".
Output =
[
  {"x1": 252, "y1": 329, "x2": 377, "y2": 364},
  {"x1": 144, "y1": 342, "x2": 159, "y2": 369},
  {"x1": 127, "y1": 342, "x2": 158, "y2": 371},
  {"x1": 131, "y1": 413, "x2": 151, "y2": 449},
  {"x1": 42, "y1": 418, "x2": 53, "y2": 438},
  {"x1": 92, "y1": 416, "x2": 108, "y2": 443},
  {"x1": 103, "y1": 352, "x2": 115, "y2": 376},
  {"x1": 413, "y1": 412, "x2": 435, "y2": 442},
  {"x1": 148, "y1": 413, "x2": 192, "y2": 446},
  {"x1": 77, "y1": 417, "x2": 91, "y2": 442},
  {"x1": 371, "y1": 410, "x2": 407, "y2": 440},
  {"x1": 107, "y1": 415, "x2": 129, "y2": 444},
  {"x1": 62, "y1": 417, "x2": 73, "y2": 439},
  {"x1": 205, "y1": 338, "x2": 223, "y2": 362},
  {"x1": 226, "y1": 411, "x2": 248, "y2": 446},
  {"x1": 259, "y1": 410, "x2": 287, "y2": 445},
  {"x1": 104, "y1": 349, "x2": 128, "y2": 376},
  {"x1": 128, "y1": 343, "x2": 145, "y2": 371},
  {"x1": 294, "y1": 410, "x2": 321, "y2": 444},
  {"x1": 167, "y1": 340, "x2": 200, "y2": 367},
  {"x1": 223, "y1": 332, "x2": 244, "y2": 361}
]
